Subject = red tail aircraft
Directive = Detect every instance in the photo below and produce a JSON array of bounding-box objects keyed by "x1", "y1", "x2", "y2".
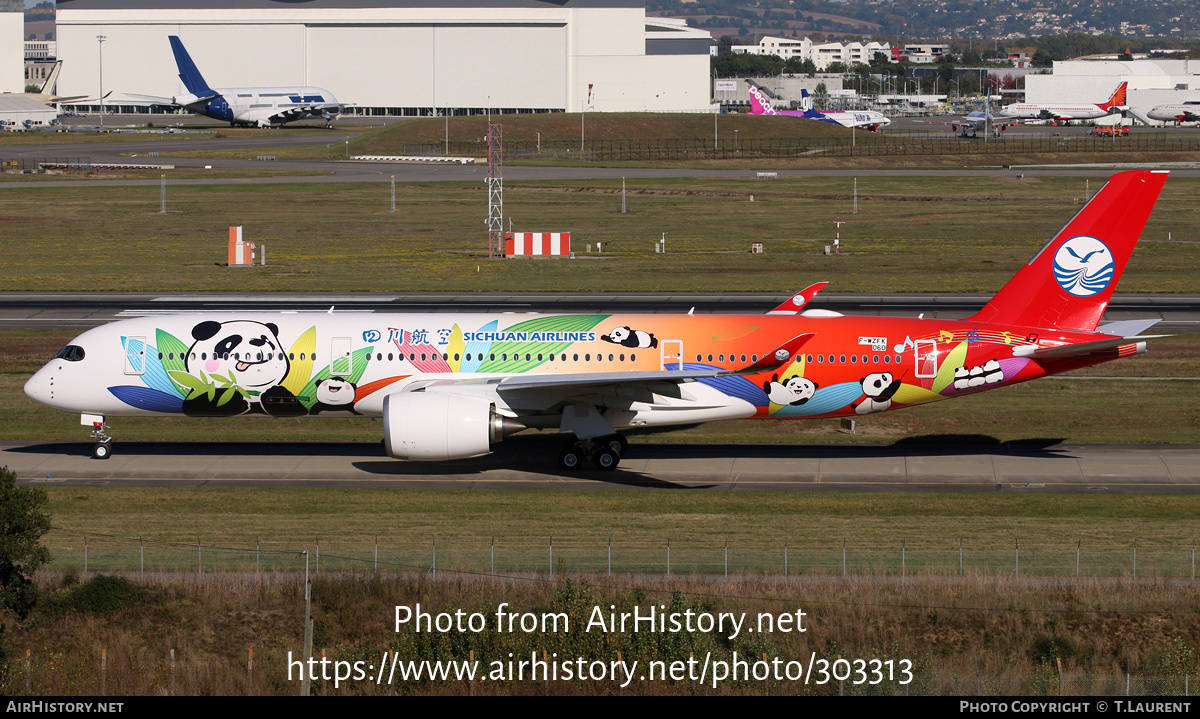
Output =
[{"x1": 26, "y1": 171, "x2": 1169, "y2": 469}]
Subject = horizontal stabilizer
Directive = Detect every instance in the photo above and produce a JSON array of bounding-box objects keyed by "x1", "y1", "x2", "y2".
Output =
[
  {"x1": 1013, "y1": 334, "x2": 1170, "y2": 359},
  {"x1": 1095, "y1": 318, "x2": 1161, "y2": 337}
]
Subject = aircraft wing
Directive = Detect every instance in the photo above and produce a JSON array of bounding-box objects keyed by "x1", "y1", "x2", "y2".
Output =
[
  {"x1": 124, "y1": 93, "x2": 178, "y2": 107},
  {"x1": 269, "y1": 103, "x2": 345, "y2": 124},
  {"x1": 915, "y1": 119, "x2": 977, "y2": 129},
  {"x1": 990, "y1": 118, "x2": 1027, "y2": 130},
  {"x1": 404, "y1": 334, "x2": 815, "y2": 396}
]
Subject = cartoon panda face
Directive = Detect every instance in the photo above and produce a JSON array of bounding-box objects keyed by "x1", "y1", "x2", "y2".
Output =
[
  {"x1": 606, "y1": 327, "x2": 630, "y2": 343},
  {"x1": 861, "y1": 372, "x2": 895, "y2": 398},
  {"x1": 315, "y1": 378, "x2": 356, "y2": 406},
  {"x1": 783, "y1": 376, "x2": 818, "y2": 401},
  {"x1": 186, "y1": 320, "x2": 290, "y2": 391}
]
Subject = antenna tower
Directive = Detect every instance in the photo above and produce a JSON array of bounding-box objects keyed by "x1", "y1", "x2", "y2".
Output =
[{"x1": 487, "y1": 123, "x2": 504, "y2": 258}]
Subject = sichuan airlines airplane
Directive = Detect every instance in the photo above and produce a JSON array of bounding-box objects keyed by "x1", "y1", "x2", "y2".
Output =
[
  {"x1": 999, "y1": 82, "x2": 1127, "y2": 122},
  {"x1": 131, "y1": 36, "x2": 345, "y2": 128},
  {"x1": 25, "y1": 171, "x2": 1168, "y2": 470},
  {"x1": 746, "y1": 81, "x2": 891, "y2": 131}
]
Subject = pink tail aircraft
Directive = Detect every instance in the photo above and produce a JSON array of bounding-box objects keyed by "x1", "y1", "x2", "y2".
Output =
[
  {"x1": 745, "y1": 80, "x2": 890, "y2": 131},
  {"x1": 26, "y1": 171, "x2": 1169, "y2": 470}
]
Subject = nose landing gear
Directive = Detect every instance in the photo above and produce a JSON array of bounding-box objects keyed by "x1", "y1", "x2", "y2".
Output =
[{"x1": 88, "y1": 420, "x2": 112, "y2": 460}]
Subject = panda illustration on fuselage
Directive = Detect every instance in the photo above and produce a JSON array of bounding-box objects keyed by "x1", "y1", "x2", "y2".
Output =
[
  {"x1": 182, "y1": 320, "x2": 303, "y2": 417},
  {"x1": 764, "y1": 374, "x2": 819, "y2": 406},
  {"x1": 850, "y1": 372, "x2": 902, "y2": 415},
  {"x1": 309, "y1": 378, "x2": 360, "y2": 415},
  {"x1": 601, "y1": 326, "x2": 659, "y2": 349}
]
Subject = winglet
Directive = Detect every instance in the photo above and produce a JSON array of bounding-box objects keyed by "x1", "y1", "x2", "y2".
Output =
[
  {"x1": 726, "y1": 333, "x2": 815, "y2": 375},
  {"x1": 766, "y1": 282, "x2": 828, "y2": 315}
]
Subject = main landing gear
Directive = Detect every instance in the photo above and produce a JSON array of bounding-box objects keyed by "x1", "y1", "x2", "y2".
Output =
[
  {"x1": 558, "y1": 433, "x2": 628, "y2": 471},
  {"x1": 89, "y1": 422, "x2": 112, "y2": 460}
]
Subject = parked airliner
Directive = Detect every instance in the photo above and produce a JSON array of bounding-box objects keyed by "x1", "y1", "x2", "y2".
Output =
[
  {"x1": 132, "y1": 36, "x2": 345, "y2": 128},
  {"x1": 999, "y1": 82, "x2": 1127, "y2": 122},
  {"x1": 746, "y1": 81, "x2": 891, "y2": 131},
  {"x1": 25, "y1": 171, "x2": 1168, "y2": 470},
  {"x1": 1147, "y1": 101, "x2": 1200, "y2": 124}
]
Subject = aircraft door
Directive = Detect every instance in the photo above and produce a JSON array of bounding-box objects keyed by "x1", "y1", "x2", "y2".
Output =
[
  {"x1": 330, "y1": 337, "x2": 353, "y2": 377},
  {"x1": 660, "y1": 339, "x2": 683, "y2": 370},
  {"x1": 914, "y1": 339, "x2": 938, "y2": 379},
  {"x1": 123, "y1": 336, "x2": 147, "y2": 376}
]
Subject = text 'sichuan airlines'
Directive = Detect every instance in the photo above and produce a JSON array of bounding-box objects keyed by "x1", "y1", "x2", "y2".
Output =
[{"x1": 25, "y1": 171, "x2": 1169, "y2": 470}]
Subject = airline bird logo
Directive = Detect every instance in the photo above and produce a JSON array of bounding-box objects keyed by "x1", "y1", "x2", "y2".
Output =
[{"x1": 1053, "y1": 236, "x2": 1115, "y2": 297}]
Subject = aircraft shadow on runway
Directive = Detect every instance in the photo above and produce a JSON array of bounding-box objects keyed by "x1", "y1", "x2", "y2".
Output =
[{"x1": 5, "y1": 434, "x2": 1070, "y2": 489}]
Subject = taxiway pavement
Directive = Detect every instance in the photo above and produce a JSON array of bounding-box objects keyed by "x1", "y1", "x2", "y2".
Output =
[{"x1": 5, "y1": 440, "x2": 1199, "y2": 493}]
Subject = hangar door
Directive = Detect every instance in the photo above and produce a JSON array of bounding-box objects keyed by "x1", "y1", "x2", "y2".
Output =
[{"x1": 305, "y1": 24, "x2": 567, "y2": 110}]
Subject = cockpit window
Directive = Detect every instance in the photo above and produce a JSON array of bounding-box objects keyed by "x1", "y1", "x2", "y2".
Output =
[{"x1": 54, "y1": 345, "x2": 85, "y2": 362}]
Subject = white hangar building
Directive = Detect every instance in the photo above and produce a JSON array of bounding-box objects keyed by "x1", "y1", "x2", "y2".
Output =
[{"x1": 54, "y1": 0, "x2": 714, "y2": 115}]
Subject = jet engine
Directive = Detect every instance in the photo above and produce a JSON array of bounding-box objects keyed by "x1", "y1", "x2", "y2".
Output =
[{"x1": 383, "y1": 392, "x2": 523, "y2": 461}]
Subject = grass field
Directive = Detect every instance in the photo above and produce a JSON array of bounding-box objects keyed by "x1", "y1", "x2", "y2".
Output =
[
  {"x1": 152, "y1": 113, "x2": 1200, "y2": 168},
  {"x1": 1, "y1": 175, "x2": 1198, "y2": 293},
  {"x1": 37, "y1": 486, "x2": 1200, "y2": 552},
  {"x1": 8, "y1": 573, "x2": 1199, "y2": 695}
]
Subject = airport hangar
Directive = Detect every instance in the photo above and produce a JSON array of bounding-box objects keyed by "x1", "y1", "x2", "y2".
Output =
[{"x1": 54, "y1": 0, "x2": 714, "y2": 117}]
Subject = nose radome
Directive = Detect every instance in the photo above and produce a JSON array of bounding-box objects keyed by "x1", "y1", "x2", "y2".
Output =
[{"x1": 24, "y1": 369, "x2": 44, "y2": 403}]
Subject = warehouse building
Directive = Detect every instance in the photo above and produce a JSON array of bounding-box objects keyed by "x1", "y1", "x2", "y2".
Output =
[
  {"x1": 54, "y1": 0, "x2": 714, "y2": 116},
  {"x1": 0, "y1": 0, "x2": 22, "y2": 94}
]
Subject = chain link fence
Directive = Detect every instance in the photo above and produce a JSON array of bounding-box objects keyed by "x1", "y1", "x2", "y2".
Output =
[{"x1": 45, "y1": 535, "x2": 1200, "y2": 580}]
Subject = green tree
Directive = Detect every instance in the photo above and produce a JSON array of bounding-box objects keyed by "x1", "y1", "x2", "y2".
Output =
[
  {"x1": 0, "y1": 466, "x2": 50, "y2": 681},
  {"x1": 0, "y1": 466, "x2": 51, "y2": 618},
  {"x1": 813, "y1": 82, "x2": 829, "y2": 110}
]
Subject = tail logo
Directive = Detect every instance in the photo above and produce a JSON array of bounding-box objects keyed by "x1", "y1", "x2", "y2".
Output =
[{"x1": 1053, "y1": 235, "x2": 1115, "y2": 297}]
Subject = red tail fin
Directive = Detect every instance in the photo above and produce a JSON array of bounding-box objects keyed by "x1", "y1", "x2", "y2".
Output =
[
  {"x1": 968, "y1": 170, "x2": 1167, "y2": 331},
  {"x1": 1099, "y1": 81, "x2": 1127, "y2": 110}
]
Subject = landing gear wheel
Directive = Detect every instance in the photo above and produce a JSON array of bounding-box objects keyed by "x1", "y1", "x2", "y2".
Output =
[
  {"x1": 592, "y1": 448, "x2": 619, "y2": 471},
  {"x1": 92, "y1": 441, "x2": 112, "y2": 460},
  {"x1": 559, "y1": 445, "x2": 584, "y2": 471},
  {"x1": 604, "y1": 434, "x2": 629, "y2": 457}
]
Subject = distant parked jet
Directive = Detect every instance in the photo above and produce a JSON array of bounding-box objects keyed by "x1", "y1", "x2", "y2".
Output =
[
  {"x1": 916, "y1": 111, "x2": 1025, "y2": 137},
  {"x1": 999, "y1": 82, "x2": 1127, "y2": 123},
  {"x1": 131, "y1": 36, "x2": 346, "y2": 128},
  {"x1": 1147, "y1": 101, "x2": 1200, "y2": 124},
  {"x1": 746, "y1": 81, "x2": 891, "y2": 131}
]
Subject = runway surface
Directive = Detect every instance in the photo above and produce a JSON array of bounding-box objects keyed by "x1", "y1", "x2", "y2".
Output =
[
  {"x1": 2, "y1": 291, "x2": 1197, "y2": 331},
  {"x1": 5, "y1": 440, "x2": 1198, "y2": 493}
]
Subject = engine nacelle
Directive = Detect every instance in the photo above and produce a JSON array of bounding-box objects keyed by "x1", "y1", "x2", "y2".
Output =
[{"x1": 383, "y1": 392, "x2": 522, "y2": 461}]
